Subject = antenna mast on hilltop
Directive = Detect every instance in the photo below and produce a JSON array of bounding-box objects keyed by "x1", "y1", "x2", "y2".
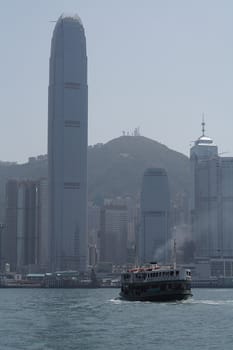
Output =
[{"x1": 202, "y1": 113, "x2": 205, "y2": 136}]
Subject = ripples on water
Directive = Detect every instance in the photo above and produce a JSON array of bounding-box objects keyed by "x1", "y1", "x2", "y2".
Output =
[{"x1": 0, "y1": 288, "x2": 233, "y2": 349}]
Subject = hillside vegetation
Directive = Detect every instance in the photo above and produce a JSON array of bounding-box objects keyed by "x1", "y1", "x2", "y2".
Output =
[
  {"x1": 88, "y1": 136, "x2": 190, "y2": 202},
  {"x1": 0, "y1": 136, "x2": 191, "y2": 216}
]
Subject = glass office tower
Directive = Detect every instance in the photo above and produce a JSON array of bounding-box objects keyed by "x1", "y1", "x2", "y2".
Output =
[{"x1": 48, "y1": 15, "x2": 88, "y2": 271}]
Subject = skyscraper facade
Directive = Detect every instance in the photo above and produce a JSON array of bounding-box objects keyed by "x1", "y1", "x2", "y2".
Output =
[
  {"x1": 48, "y1": 15, "x2": 88, "y2": 271},
  {"x1": 99, "y1": 204, "x2": 128, "y2": 265},
  {"x1": 138, "y1": 168, "x2": 170, "y2": 264},
  {"x1": 190, "y1": 122, "x2": 233, "y2": 258}
]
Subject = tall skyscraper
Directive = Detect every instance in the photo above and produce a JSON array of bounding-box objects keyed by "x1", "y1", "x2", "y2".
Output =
[
  {"x1": 138, "y1": 168, "x2": 170, "y2": 264},
  {"x1": 190, "y1": 121, "x2": 233, "y2": 259},
  {"x1": 48, "y1": 15, "x2": 88, "y2": 272}
]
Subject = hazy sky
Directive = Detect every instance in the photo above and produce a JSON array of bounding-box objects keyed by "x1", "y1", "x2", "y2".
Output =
[{"x1": 1, "y1": 0, "x2": 233, "y2": 163}]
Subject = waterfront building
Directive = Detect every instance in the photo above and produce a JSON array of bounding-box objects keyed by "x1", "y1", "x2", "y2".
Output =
[
  {"x1": 48, "y1": 15, "x2": 88, "y2": 271},
  {"x1": 88, "y1": 203, "x2": 100, "y2": 266},
  {"x1": 2, "y1": 180, "x2": 18, "y2": 270},
  {"x1": 88, "y1": 203, "x2": 100, "y2": 247},
  {"x1": 138, "y1": 168, "x2": 170, "y2": 264},
  {"x1": 88, "y1": 244, "x2": 98, "y2": 267},
  {"x1": 16, "y1": 181, "x2": 37, "y2": 268},
  {"x1": 37, "y1": 179, "x2": 49, "y2": 270},
  {"x1": 190, "y1": 121, "x2": 233, "y2": 258},
  {"x1": 3, "y1": 179, "x2": 49, "y2": 272}
]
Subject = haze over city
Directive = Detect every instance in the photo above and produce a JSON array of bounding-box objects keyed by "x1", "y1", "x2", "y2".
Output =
[
  {"x1": 1, "y1": 3, "x2": 233, "y2": 349},
  {"x1": 1, "y1": 0, "x2": 233, "y2": 163}
]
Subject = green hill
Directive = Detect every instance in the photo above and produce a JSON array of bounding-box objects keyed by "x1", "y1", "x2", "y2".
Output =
[
  {"x1": 88, "y1": 136, "x2": 191, "y2": 203},
  {"x1": 0, "y1": 136, "x2": 191, "y2": 218}
]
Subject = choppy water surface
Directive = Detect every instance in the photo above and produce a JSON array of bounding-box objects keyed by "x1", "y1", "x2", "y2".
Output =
[{"x1": 0, "y1": 288, "x2": 233, "y2": 349}]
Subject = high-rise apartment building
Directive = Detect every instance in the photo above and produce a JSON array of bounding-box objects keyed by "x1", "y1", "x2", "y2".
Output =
[
  {"x1": 37, "y1": 179, "x2": 49, "y2": 269},
  {"x1": 99, "y1": 204, "x2": 128, "y2": 265},
  {"x1": 88, "y1": 203, "x2": 100, "y2": 247},
  {"x1": 190, "y1": 122, "x2": 233, "y2": 258},
  {"x1": 88, "y1": 203, "x2": 100, "y2": 267},
  {"x1": 2, "y1": 180, "x2": 18, "y2": 270},
  {"x1": 48, "y1": 15, "x2": 88, "y2": 271},
  {"x1": 16, "y1": 181, "x2": 37, "y2": 268},
  {"x1": 3, "y1": 179, "x2": 49, "y2": 272},
  {"x1": 138, "y1": 168, "x2": 170, "y2": 264}
]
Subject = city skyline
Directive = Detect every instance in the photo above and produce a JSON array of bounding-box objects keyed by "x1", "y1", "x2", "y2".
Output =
[{"x1": 0, "y1": 1, "x2": 233, "y2": 163}]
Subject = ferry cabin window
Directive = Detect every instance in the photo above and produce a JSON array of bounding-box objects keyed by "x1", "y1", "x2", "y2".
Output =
[
  {"x1": 170, "y1": 271, "x2": 174, "y2": 276},
  {"x1": 176, "y1": 271, "x2": 179, "y2": 276}
]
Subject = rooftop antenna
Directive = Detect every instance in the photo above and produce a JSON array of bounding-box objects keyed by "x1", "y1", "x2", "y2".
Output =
[{"x1": 201, "y1": 113, "x2": 205, "y2": 136}]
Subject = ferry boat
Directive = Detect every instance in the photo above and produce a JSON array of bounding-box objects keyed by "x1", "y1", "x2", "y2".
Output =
[{"x1": 120, "y1": 263, "x2": 192, "y2": 302}]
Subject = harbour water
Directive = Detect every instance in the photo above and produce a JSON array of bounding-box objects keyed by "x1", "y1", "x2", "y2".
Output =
[{"x1": 0, "y1": 288, "x2": 233, "y2": 350}]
